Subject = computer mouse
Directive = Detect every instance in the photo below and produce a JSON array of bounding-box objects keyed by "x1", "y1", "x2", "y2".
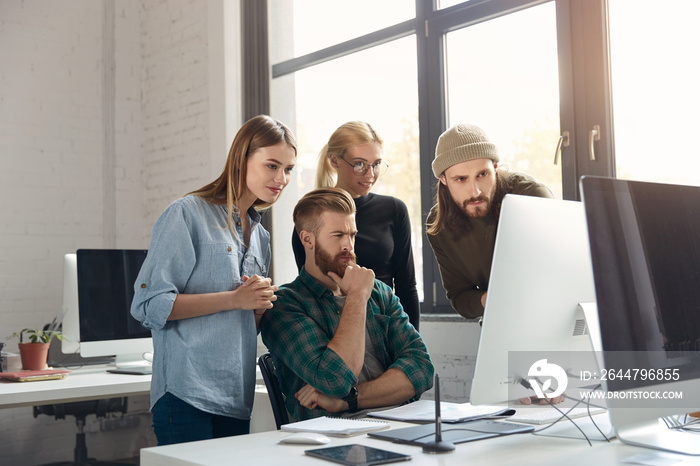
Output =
[{"x1": 279, "y1": 432, "x2": 332, "y2": 445}]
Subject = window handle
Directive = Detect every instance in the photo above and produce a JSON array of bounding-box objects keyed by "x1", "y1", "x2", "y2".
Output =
[
  {"x1": 553, "y1": 131, "x2": 570, "y2": 165},
  {"x1": 589, "y1": 125, "x2": 600, "y2": 161}
]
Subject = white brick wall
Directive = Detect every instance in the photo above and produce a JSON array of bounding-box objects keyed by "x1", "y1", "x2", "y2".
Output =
[
  {"x1": 115, "y1": 0, "x2": 147, "y2": 249},
  {"x1": 0, "y1": 0, "x2": 105, "y2": 343},
  {"x1": 0, "y1": 0, "x2": 236, "y2": 463},
  {"x1": 141, "y1": 0, "x2": 215, "y2": 225}
]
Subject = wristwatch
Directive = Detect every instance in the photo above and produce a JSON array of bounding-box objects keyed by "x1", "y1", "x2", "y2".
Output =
[{"x1": 342, "y1": 386, "x2": 359, "y2": 413}]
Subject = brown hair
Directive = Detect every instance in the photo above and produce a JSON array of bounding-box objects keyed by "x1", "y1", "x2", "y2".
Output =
[
  {"x1": 426, "y1": 169, "x2": 514, "y2": 236},
  {"x1": 188, "y1": 115, "x2": 296, "y2": 238},
  {"x1": 293, "y1": 187, "x2": 356, "y2": 237},
  {"x1": 315, "y1": 121, "x2": 383, "y2": 188}
]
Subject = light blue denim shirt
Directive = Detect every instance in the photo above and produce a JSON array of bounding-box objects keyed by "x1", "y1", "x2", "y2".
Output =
[{"x1": 131, "y1": 195, "x2": 270, "y2": 419}]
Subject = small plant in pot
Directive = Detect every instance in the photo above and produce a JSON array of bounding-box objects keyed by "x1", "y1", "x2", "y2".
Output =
[{"x1": 9, "y1": 328, "x2": 63, "y2": 370}]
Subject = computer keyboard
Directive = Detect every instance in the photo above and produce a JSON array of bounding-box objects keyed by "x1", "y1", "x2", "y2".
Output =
[{"x1": 509, "y1": 406, "x2": 606, "y2": 425}]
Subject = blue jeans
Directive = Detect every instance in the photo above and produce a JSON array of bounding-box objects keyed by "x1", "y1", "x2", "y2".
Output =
[{"x1": 152, "y1": 392, "x2": 250, "y2": 446}]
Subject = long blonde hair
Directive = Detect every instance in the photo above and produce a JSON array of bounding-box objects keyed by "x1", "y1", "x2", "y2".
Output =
[
  {"x1": 315, "y1": 121, "x2": 383, "y2": 188},
  {"x1": 188, "y1": 114, "x2": 297, "y2": 237}
]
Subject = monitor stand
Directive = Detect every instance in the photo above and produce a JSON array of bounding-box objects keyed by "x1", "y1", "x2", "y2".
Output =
[
  {"x1": 579, "y1": 303, "x2": 700, "y2": 455},
  {"x1": 109, "y1": 353, "x2": 152, "y2": 375},
  {"x1": 576, "y1": 302, "x2": 615, "y2": 441},
  {"x1": 617, "y1": 419, "x2": 700, "y2": 456},
  {"x1": 47, "y1": 339, "x2": 114, "y2": 368}
]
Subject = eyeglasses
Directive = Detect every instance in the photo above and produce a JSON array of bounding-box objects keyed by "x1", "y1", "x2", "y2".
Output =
[{"x1": 338, "y1": 156, "x2": 389, "y2": 176}]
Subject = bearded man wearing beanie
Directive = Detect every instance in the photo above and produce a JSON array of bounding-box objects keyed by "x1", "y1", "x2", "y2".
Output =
[{"x1": 426, "y1": 124, "x2": 552, "y2": 320}]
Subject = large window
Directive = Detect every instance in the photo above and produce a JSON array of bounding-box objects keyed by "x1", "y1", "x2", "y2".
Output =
[
  {"x1": 265, "y1": 0, "x2": 684, "y2": 315},
  {"x1": 445, "y1": 2, "x2": 562, "y2": 198},
  {"x1": 608, "y1": 0, "x2": 700, "y2": 185},
  {"x1": 270, "y1": 1, "x2": 415, "y2": 62},
  {"x1": 269, "y1": 1, "x2": 421, "y2": 291}
]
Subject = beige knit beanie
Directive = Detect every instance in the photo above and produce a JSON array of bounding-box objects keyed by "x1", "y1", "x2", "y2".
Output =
[{"x1": 432, "y1": 124, "x2": 499, "y2": 178}]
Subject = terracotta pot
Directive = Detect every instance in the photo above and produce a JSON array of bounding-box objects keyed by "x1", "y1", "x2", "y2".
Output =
[{"x1": 18, "y1": 342, "x2": 50, "y2": 370}]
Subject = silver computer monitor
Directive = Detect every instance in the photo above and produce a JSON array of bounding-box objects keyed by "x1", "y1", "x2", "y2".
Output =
[
  {"x1": 470, "y1": 194, "x2": 598, "y2": 406},
  {"x1": 61, "y1": 253, "x2": 81, "y2": 354},
  {"x1": 581, "y1": 176, "x2": 700, "y2": 455}
]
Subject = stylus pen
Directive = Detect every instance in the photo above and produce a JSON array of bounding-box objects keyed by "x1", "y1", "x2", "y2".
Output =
[{"x1": 435, "y1": 373, "x2": 442, "y2": 441}]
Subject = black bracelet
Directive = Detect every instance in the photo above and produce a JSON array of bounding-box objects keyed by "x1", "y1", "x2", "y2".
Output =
[{"x1": 342, "y1": 386, "x2": 359, "y2": 413}]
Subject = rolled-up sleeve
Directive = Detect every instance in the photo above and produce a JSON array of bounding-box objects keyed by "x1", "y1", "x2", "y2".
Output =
[
  {"x1": 261, "y1": 290, "x2": 358, "y2": 398},
  {"x1": 131, "y1": 202, "x2": 196, "y2": 330}
]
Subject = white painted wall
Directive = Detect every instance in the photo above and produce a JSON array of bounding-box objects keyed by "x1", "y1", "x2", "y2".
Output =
[
  {"x1": 419, "y1": 320, "x2": 480, "y2": 402},
  {"x1": 0, "y1": 0, "x2": 239, "y2": 463}
]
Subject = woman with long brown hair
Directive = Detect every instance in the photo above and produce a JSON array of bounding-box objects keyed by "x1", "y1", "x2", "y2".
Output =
[{"x1": 132, "y1": 115, "x2": 296, "y2": 445}]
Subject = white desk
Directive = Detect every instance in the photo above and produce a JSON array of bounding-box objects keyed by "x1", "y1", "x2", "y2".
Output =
[
  {"x1": 140, "y1": 417, "x2": 700, "y2": 466},
  {"x1": 0, "y1": 366, "x2": 151, "y2": 409},
  {"x1": 0, "y1": 366, "x2": 277, "y2": 433}
]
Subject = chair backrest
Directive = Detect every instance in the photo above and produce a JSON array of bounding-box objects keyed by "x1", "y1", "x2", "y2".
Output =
[{"x1": 258, "y1": 352, "x2": 289, "y2": 429}]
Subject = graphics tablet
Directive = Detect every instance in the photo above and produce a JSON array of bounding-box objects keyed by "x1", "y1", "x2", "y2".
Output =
[
  {"x1": 305, "y1": 444, "x2": 411, "y2": 465},
  {"x1": 368, "y1": 419, "x2": 533, "y2": 446}
]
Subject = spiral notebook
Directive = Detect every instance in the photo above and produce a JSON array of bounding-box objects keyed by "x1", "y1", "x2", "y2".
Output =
[
  {"x1": 0, "y1": 369, "x2": 71, "y2": 382},
  {"x1": 281, "y1": 416, "x2": 391, "y2": 437}
]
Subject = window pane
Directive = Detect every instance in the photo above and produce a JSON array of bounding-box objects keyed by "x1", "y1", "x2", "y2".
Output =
[
  {"x1": 609, "y1": 0, "x2": 700, "y2": 185},
  {"x1": 269, "y1": 1, "x2": 415, "y2": 63},
  {"x1": 271, "y1": 37, "x2": 423, "y2": 300},
  {"x1": 438, "y1": 0, "x2": 475, "y2": 9},
  {"x1": 444, "y1": 3, "x2": 562, "y2": 199}
]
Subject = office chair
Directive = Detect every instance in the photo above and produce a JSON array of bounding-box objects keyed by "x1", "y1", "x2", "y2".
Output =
[
  {"x1": 258, "y1": 352, "x2": 289, "y2": 429},
  {"x1": 33, "y1": 397, "x2": 133, "y2": 465}
]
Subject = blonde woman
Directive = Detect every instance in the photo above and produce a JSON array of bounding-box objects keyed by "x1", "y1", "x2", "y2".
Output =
[
  {"x1": 132, "y1": 115, "x2": 296, "y2": 445},
  {"x1": 291, "y1": 121, "x2": 420, "y2": 329}
]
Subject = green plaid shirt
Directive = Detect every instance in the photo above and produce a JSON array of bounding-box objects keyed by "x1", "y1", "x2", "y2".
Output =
[{"x1": 260, "y1": 267, "x2": 434, "y2": 421}]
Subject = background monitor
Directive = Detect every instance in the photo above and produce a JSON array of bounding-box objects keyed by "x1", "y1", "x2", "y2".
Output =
[
  {"x1": 61, "y1": 253, "x2": 80, "y2": 354},
  {"x1": 77, "y1": 249, "x2": 152, "y2": 370},
  {"x1": 581, "y1": 176, "x2": 700, "y2": 455},
  {"x1": 470, "y1": 195, "x2": 598, "y2": 406},
  {"x1": 54, "y1": 253, "x2": 117, "y2": 367}
]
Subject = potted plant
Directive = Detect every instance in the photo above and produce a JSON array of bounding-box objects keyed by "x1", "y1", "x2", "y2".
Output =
[{"x1": 9, "y1": 328, "x2": 63, "y2": 370}]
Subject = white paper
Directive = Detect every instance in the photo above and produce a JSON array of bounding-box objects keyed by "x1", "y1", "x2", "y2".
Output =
[
  {"x1": 368, "y1": 400, "x2": 512, "y2": 423},
  {"x1": 281, "y1": 416, "x2": 390, "y2": 436}
]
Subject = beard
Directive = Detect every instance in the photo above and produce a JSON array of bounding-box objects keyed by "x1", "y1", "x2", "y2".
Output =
[
  {"x1": 460, "y1": 195, "x2": 493, "y2": 218},
  {"x1": 315, "y1": 244, "x2": 357, "y2": 278},
  {"x1": 458, "y1": 181, "x2": 498, "y2": 219}
]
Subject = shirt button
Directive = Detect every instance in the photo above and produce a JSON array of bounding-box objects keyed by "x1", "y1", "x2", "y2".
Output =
[
  {"x1": 245, "y1": 254, "x2": 249, "y2": 258},
  {"x1": 227, "y1": 246, "x2": 232, "y2": 252},
  {"x1": 140, "y1": 283, "x2": 147, "y2": 289},
  {"x1": 236, "y1": 221, "x2": 241, "y2": 226}
]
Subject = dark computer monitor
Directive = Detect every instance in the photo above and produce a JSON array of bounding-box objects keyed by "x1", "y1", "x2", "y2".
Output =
[
  {"x1": 581, "y1": 176, "x2": 700, "y2": 455},
  {"x1": 76, "y1": 249, "x2": 152, "y2": 370}
]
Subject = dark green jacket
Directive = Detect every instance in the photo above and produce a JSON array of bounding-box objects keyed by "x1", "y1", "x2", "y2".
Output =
[{"x1": 427, "y1": 172, "x2": 552, "y2": 319}]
